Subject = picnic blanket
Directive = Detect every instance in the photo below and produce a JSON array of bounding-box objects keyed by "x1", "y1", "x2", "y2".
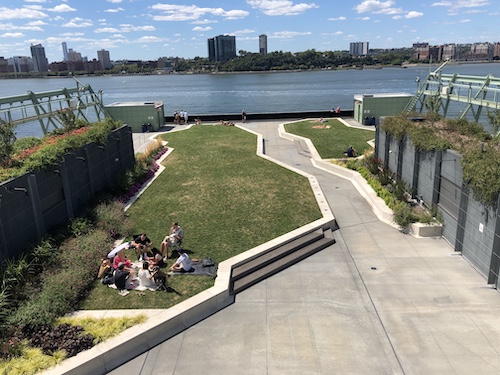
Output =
[{"x1": 168, "y1": 260, "x2": 218, "y2": 278}]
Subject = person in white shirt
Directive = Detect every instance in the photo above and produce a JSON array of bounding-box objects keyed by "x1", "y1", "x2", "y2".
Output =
[
  {"x1": 169, "y1": 249, "x2": 192, "y2": 273},
  {"x1": 161, "y1": 222, "x2": 184, "y2": 259}
]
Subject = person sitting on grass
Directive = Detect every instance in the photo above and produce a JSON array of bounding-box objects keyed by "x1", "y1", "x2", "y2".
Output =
[
  {"x1": 114, "y1": 262, "x2": 131, "y2": 296},
  {"x1": 169, "y1": 249, "x2": 192, "y2": 273},
  {"x1": 132, "y1": 233, "x2": 152, "y2": 261},
  {"x1": 344, "y1": 145, "x2": 357, "y2": 158},
  {"x1": 113, "y1": 249, "x2": 132, "y2": 272},
  {"x1": 161, "y1": 222, "x2": 184, "y2": 259},
  {"x1": 136, "y1": 261, "x2": 158, "y2": 291}
]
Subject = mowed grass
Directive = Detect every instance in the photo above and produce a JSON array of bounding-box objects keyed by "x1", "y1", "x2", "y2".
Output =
[
  {"x1": 284, "y1": 119, "x2": 375, "y2": 158},
  {"x1": 82, "y1": 124, "x2": 322, "y2": 309}
]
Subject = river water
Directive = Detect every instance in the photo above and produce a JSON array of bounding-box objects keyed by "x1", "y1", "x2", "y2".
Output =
[{"x1": 1, "y1": 63, "x2": 500, "y2": 138}]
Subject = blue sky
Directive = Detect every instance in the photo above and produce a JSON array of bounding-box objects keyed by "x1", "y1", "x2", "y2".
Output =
[{"x1": 0, "y1": 0, "x2": 498, "y2": 62}]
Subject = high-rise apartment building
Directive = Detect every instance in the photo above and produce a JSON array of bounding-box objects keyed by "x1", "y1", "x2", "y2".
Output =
[
  {"x1": 349, "y1": 42, "x2": 369, "y2": 56},
  {"x1": 207, "y1": 35, "x2": 236, "y2": 62},
  {"x1": 62, "y1": 42, "x2": 68, "y2": 62},
  {"x1": 259, "y1": 34, "x2": 268, "y2": 55},
  {"x1": 97, "y1": 49, "x2": 112, "y2": 69},
  {"x1": 30, "y1": 43, "x2": 48, "y2": 72}
]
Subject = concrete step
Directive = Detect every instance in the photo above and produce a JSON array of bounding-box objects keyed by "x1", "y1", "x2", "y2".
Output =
[
  {"x1": 230, "y1": 229, "x2": 335, "y2": 295},
  {"x1": 231, "y1": 229, "x2": 325, "y2": 281}
]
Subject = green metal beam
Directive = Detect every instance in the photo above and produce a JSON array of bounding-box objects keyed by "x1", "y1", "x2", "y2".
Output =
[{"x1": 0, "y1": 77, "x2": 110, "y2": 136}]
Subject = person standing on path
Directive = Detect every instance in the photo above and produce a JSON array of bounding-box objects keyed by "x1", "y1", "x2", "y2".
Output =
[{"x1": 241, "y1": 110, "x2": 247, "y2": 123}]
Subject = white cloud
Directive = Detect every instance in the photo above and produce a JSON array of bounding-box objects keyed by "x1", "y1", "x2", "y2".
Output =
[
  {"x1": 62, "y1": 17, "x2": 93, "y2": 28},
  {"x1": 247, "y1": 0, "x2": 318, "y2": 16},
  {"x1": 26, "y1": 20, "x2": 46, "y2": 26},
  {"x1": 135, "y1": 36, "x2": 164, "y2": 43},
  {"x1": 328, "y1": 16, "x2": 346, "y2": 21},
  {"x1": 0, "y1": 32, "x2": 25, "y2": 38},
  {"x1": 47, "y1": 4, "x2": 76, "y2": 12},
  {"x1": 119, "y1": 24, "x2": 156, "y2": 32},
  {"x1": 94, "y1": 24, "x2": 156, "y2": 33},
  {"x1": 431, "y1": 0, "x2": 490, "y2": 15},
  {"x1": 151, "y1": 4, "x2": 249, "y2": 21},
  {"x1": 355, "y1": 1, "x2": 403, "y2": 15},
  {"x1": 105, "y1": 8, "x2": 125, "y2": 13},
  {"x1": 234, "y1": 29, "x2": 255, "y2": 34},
  {"x1": 271, "y1": 31, "x2": 312, "y2": 39},
  {"x1": 0, "y1": 7, "x2": 48, "y2": 20},
  {"x1": 405, "y1": 11, "x2": 423, "y2": 18},
  {"x1": 192, "y1": 19, "x2": 218, "y2": 24},
  {"x1": 107, "y1": 0, "x2": 122, "y2": 3},
  {"x1": 192, "y1": 26, "x2": 212, "y2": 32},
  {"x1": 95, "y1": 27, "x2": 120, "y2": 33}
]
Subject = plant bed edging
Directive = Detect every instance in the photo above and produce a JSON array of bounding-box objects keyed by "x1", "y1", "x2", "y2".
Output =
[{"x1": 409, "y1": 222, "x2": 443, "y2": 238}]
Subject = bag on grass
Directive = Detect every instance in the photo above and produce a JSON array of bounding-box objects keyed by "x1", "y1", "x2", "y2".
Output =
[{"x1": 202, "y1": 258, "x2": 215, "y2": 267}]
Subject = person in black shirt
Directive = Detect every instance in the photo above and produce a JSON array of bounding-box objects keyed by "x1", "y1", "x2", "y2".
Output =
[
  {"x1": 132, "y1": 233, "x2": 152, "y2": 261},
  {"x1": 114, "y1": 262, "x2": 130, "y2": 296}
]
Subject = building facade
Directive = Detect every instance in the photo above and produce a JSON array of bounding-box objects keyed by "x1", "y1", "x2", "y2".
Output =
[
  {"x1": 62, "y1": 42, "x2": 68, "y2": 62},
  {"x1": 208, "y1": 35, "x2": 237, "y2": 62},
  {"x1": 97, "y1": 49, "x2": 112, "y2": 70},
  {"x1": 30, "y1": 44, "x2": 48, "y2": 73},
  {"x1": 349, "y1": 42, "x2": 369, "y2": 56},
  {"x1": 259, "y1": 34, "x2": 268, "y2": 55}
]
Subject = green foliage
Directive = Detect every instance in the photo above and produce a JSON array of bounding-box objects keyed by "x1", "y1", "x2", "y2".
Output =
[
  {"x1": 392, "y1": 201, "x2": 419, "y2": 228},
  {"x1": 68, "y1": 218, "x2": 93, "y2": 237},
  {"x1": 10, "y1": 229, "x2": 112, "y2": 329},
  {"x1": 92, "y1": 200, "x2": 133, "y2": 239},
  {"x1": 407, "y1": 126, "x2": 452, "y2": 150},
  {"x1": 58, "y1": 315, "x2": 147, "y2": 344},
  {"x1": 381, "y1": 115, "x2": 499, "y2": 207},
  {"x1": 462, "y1": 147, "x2": 500, "y2": 207},
  {"x1": 12, "y1": 137, "x2": 41, "y2": 154},
  {"x1": 381, "y1": 115, "x2": 412, "y2": 141},
  {"x1": 0, "y1": 120, "x2": 17, "y2": 167},
  {"x1": 0, "y1": 118, "x2": 122, "y2": 183},
  {"x1": 364, "y1": 155, "x2": 382, "y2": 175},
  {"x1": 377, "y1": 165, "x2": 392, "y2": 185},
  {"x1": 486, "y1": 108, "x2": 500, "y2": 137}
]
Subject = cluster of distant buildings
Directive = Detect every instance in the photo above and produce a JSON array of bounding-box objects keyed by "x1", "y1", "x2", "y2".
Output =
[
  {"x1": 0, "y1": 42, "x2": 112, "y2": 74},
  {"x1": 2, "y1": 37, "x2": 500, "y2": 75},
  {"x1": 412, "y1": 42, "x2": 500, "y2": 62},
  {"x1": 207, "y1": 34, "x2": 268, "y2": 63}
]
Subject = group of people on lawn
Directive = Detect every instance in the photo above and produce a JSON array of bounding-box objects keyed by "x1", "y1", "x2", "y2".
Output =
[{"x1": 107, "y1": 221, "x2": 193, "y2": 296}]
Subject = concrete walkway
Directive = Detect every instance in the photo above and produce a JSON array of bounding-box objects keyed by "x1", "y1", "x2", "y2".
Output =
[{"x1": 96, "y1": 120, "x2": 500, "y2": 374}]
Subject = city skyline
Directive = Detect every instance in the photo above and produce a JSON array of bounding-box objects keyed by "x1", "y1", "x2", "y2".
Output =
[{"x1": 0, "y1": 1, "x2": 499, "y2": 62}]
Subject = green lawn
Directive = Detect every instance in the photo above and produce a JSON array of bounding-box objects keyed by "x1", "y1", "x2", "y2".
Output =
[
  {"x1": 82, "y1": 125, "x2": 322, "y2": 309},
  {"x1": 284, "y1": 119, "x2": 375, "y2": 158}
]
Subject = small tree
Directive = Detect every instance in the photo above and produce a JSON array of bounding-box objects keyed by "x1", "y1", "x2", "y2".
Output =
[{"x1": 0, "y1": 120, "x2": 17, "y2": 167}]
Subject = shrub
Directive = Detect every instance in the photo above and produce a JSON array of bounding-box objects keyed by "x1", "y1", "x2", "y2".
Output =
[
  {"x1": 392, "y1": 201, "x2": 418, "y2": 228},
  {"x1": 364, "y1": 155, "x2": 382, "y2": 175},
  {"x1": 10, "y1": 229, "x2": 112, "y2": 329},
  {"x1": 28, "y1": 323, "x2": 94, "y2": 358},
  {"x1": 93, "y1": 200, "x2": 133, "y2": 239},
  {"x1": 68, "y1": 217, "x2": 93, "y2": 237},
  {"x1": 0, "y1": 328, "x2": 23, "y2": 360}
]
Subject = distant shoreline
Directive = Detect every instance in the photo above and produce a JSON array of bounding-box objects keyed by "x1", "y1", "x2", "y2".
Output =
[{"x1": 1, "y1": 60, "x2": 499, "y2": 80}]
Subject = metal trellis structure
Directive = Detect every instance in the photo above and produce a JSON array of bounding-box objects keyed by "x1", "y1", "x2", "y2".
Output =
[
  {"x1": 404, "y1": 60, "x2": 500, "y2": 126},
  {"x1": 0, "y1": 77, "x2": 110, "y2": 136}
]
